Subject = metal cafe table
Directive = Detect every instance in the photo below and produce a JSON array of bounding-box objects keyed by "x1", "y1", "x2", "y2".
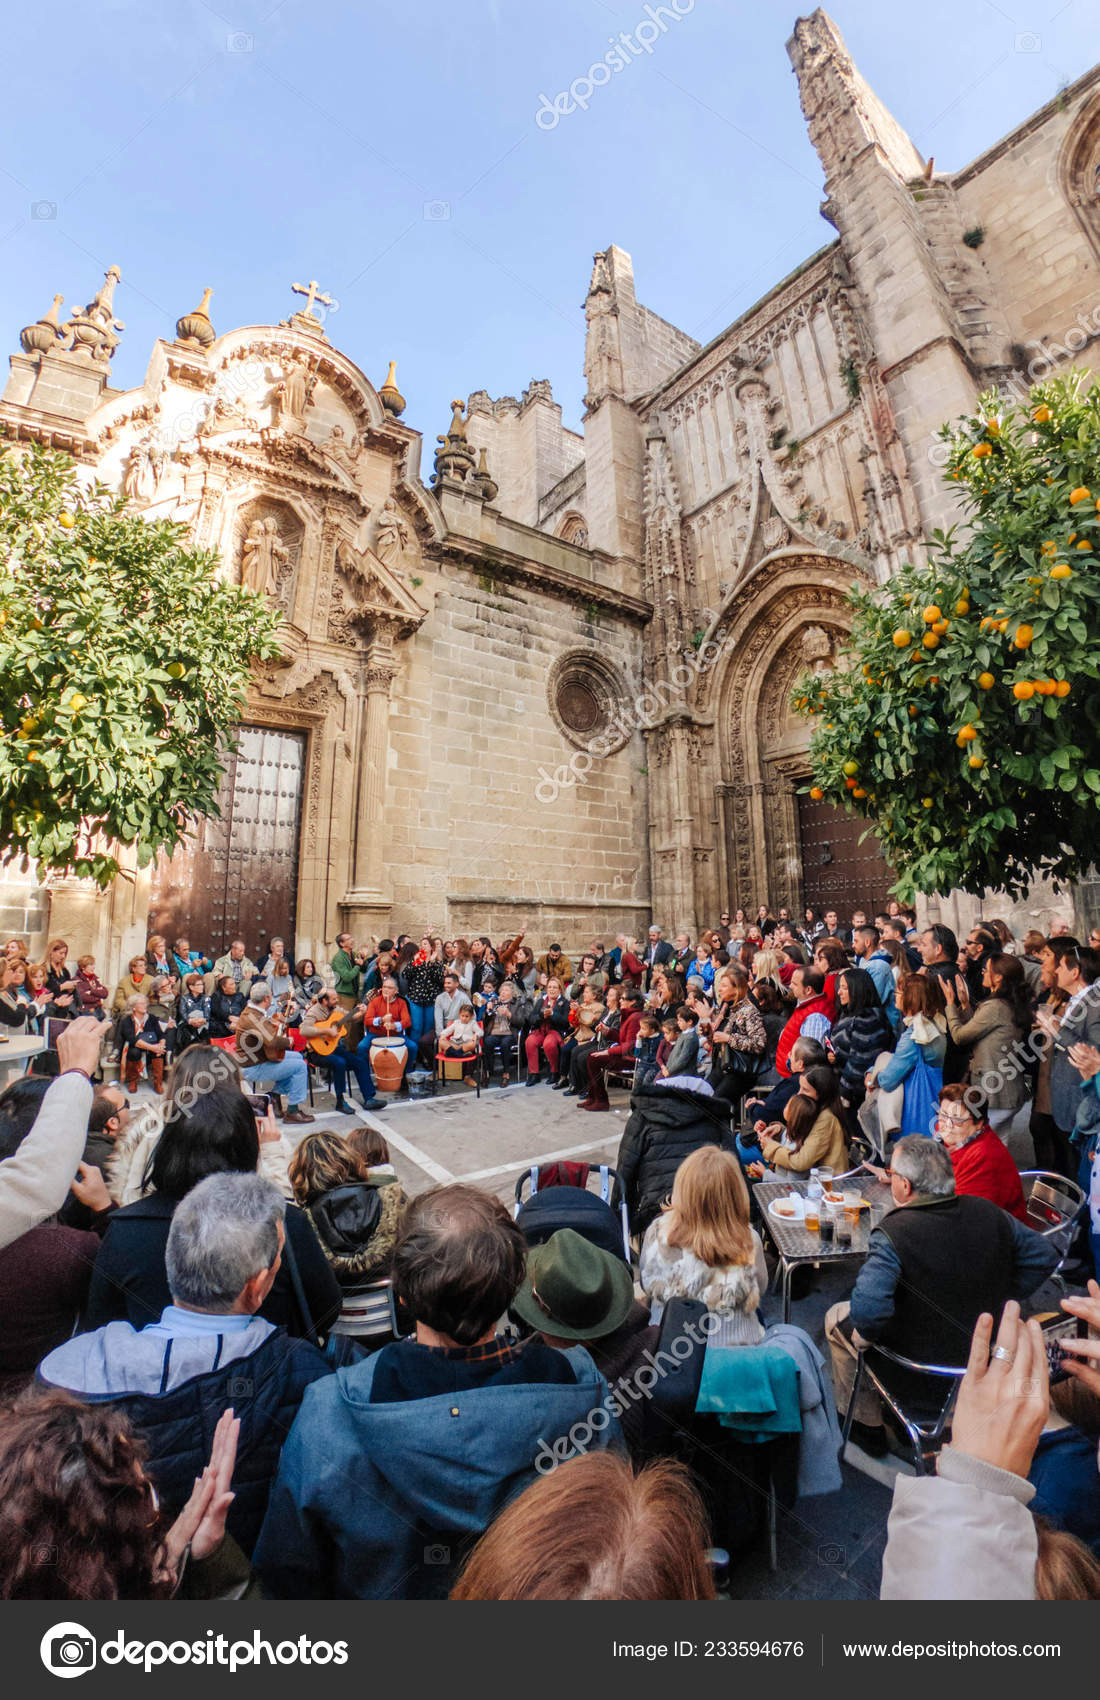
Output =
[{"x1": 754, "y1": 1172, "x2": 894, "y2": 1322}]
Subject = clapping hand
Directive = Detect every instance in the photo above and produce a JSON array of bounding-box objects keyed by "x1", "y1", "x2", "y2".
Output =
[
  {"x1": 1057, "y1": 1279, "x2": 1100, "y2": 1397},
  {"x1": 1068, "y1": 1042, "x2": 1100, "y2": 1082},
  {"x1": 949, "y1": 1302, "x2": 1048, "y2": 1479},
  {"x1": 71, "y1": 1161, "x2": 112, "y2": 1214},
  {"x1": 160, "y1": 1408, "x2": 240, "y2": 1581}
]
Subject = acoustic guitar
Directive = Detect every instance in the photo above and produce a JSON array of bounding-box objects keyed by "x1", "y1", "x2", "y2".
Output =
[{"x1": 306, "y1": 1008, "x2": 349, "y2": 1058}]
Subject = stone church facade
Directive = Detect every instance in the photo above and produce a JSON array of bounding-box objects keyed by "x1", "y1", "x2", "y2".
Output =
[{"x1": 3, "y1": 10, "x2": 1100, "y2": 977}]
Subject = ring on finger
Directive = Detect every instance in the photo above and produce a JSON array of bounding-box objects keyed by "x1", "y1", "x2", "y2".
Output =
[{"x1": 991, "y1": 1345, "x2": 1015, "y2": 1365}]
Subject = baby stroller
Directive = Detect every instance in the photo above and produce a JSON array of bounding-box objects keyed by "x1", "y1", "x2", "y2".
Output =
[{"x1": 513, "y1": 1162, "x2": 631, "y2": 1263}]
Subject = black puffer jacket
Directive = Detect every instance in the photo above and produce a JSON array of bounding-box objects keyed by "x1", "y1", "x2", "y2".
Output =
[
  {"x1": 612, "y1": 1084, "x2": 732, "y2": 1238},
  {"x1": 829, "y1": 1007, "x2": 895, "y2": 1100},
  {"x1": 306, "y1": 1176, "x2": 408, "y2": 1286}
]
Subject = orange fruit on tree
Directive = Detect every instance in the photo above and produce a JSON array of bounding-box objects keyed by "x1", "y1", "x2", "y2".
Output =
[
  {"x1": 809, "y1": 786, "x2": 824, "y2": 800},
  {"x1": 1054, "y1": 680, "x2": 1071, "y2": 698},
  {"x1": 972, "y1": 443, "x2": 992, "y2": 458},
  {"x1": 1033, "y1": 405, "x2": 1051, "y2": 423},
  {"x1": 1014, "y1": 625, "x2": 1033, "y2": 648},
  {"x1": 922, "y1": 631, "x2": 940, "y2": 649},
  {"x1": 852, "y1": 786, "x2": 867, "y2": 798},
  {"x1": 1012, "y1": 681, "x2": 1035, "y2": 701},
  {"x1": 958, "y1": 724, "x2": 978, "y2": 742},
  {"x1": 57, "y1": 511, "x2": 75, "y2": 528},
  {"x1": 842, "y1": 760, "x2": 859, "y2": 776},
  {"x1": 1077, "y1": 539, "x2": 1093, "y2": 551},
  {"x1": 923, "y1": 605, "x2": 942, "y2": 624},
  {"x1": 933, "y1": 619, "x2": 949, "y2": 635},
  {"x1": 845, "y1": 776, "x2": 857, "y2": 790},
  {"x1": 955, "y1": 599, "x2": 970, "y2": 616},
  {"x1": 977, "y1": 672, "x2": 995, "y2": 690},
  {"x1": 1036, "y1": 679, "x2": 1057, "y2": 696},
  {"x1": 892, "y1": 628, "x2": 912, "y2": 648},
  {"x1": 908, "y1": 704, "x2": 918, "y2": 717},
  {"x1": 922, "y1": 797, "x2": 933, "y2": 808},
  {"x1": 1069, "y1": 486, "x2": 1092, "y2": 505},
  {"x1": 968, "y1": 754, "x2": 984, "y2": 769},
  {"x1": 1051, "y1": 564, "x2": 1072, "y2": 579}
]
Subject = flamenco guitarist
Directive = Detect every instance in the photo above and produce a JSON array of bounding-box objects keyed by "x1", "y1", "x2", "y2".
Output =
[
  {"x1": 299, "y1": 986, "x2": 388, "y2": 1116},
  {"x1": 234, "y1": 980, "x2": 316, "y2": 1126}
]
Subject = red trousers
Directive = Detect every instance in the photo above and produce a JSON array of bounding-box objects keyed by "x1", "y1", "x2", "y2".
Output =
[{"x1": 525, "y1": 1029, "x2": 562, "y2": 1075}]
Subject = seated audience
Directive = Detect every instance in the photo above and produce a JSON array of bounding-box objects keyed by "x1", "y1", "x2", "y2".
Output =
[
  {"x1": 288, "y1": 1129, "x2": 408, "y2": 1286},
  {"x1": 112, "y1": 953, "x2": 154, "y2": 1019},
  {"x1": 253, "y1": 1184, "x2": 617, "y2": 1598},
  {"x1": 235, "y1": 981, "x2": 314, "y2": 1125},
  {"x1": 39, "y1": 1174, "x2": 330, "y2": 1555},
  {"x1": 176, "y1": 973, "x2": 212, "y2": 1051},
  {"x1": 613, "y1": 1070, "x2": 733, "y2": 1239},
  {"x1": 935, "y1": 1083, "x2": 1028, "y2": 1221},
  {"x1": 212, "y1": 938, "x2": 258, "y2": 990},
  {"x1": 85, "y1": 1087, "x2": 340, "y2": 1338},
  {"x1": 639, "y1": 1146, "x2": 768, "y2": 1341},
  {"x1": 826, "y1": 1137, "x2": 1058, "y2": 1456},
  {"x1": 74, "y1": 954, "x2": 109, "y2": 1018},
  {"x1": 209, "y1": 974, "x2": 247, "y2": 1037},
  {"x1": 524, "y1": 976, "x2": 570, "y2": 1085},
  {"x1": 757, "y1": 1065, "x2": 848, "y2": 1175},
  {"x1": 579, "y1": 989, "x2": 642, "y2": 1110},
  {"x1": 119, "y1": 994, "x2": 167, "y2": 1095},
  {"x1": 298, "y1": 987, "x2": 386, "y2": 1114},
  {"x1": 451, "y1": 1452, "x2": 715, "y2": 1600}
]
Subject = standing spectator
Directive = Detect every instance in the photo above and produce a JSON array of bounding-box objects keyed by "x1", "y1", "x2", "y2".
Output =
[
  {"x1": 707, "y1": 967, "x2": 767, "y2": 1103},
  {"x1": 536, "y1": 943, "x2": 573, "y2": 983},
  {"x1": 774, "y1": 966, "x2": 833, "y2": 1078},
  {"x1": 861, "y1": 974, "x2": 947, "y2": 1146},
  {"x1": 44, "y1": 938, "x2": 81, "y2": 1008},
  {"x1": 330, "y1": 933, "x2": 363, "y2": 1011},
  {"x1": 1037, "y1": 941, "x2": 1100, "y2": 1172},
  {"x1": 943, "y1": 954, "x2": 1032, "y2": 1136},
  {"x1": 642, "y1": 927, "x2": 674, "y2": 990},
  {"x1": 613, "y1": 1073, "x2": 731, "y2": 1239},
  {"x1": 919, "y1": 922, "x2": 966, "y2": 1082},
  {"x1": 0, "y1": 1020, "x2": 98, "y2": 1252},
  {"x1": 828, "y1": 967, "x2": 895, "y2": 1118}
]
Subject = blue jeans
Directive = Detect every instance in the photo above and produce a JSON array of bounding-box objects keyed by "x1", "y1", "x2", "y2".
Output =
[
  {"x1": 240, "y1": 1052, "x2": 309, "y2": 1110},
  {"x1": 323, "y1": 1039, "x2": 376, "y2": 1103},
  {"x1": 407, "y1": 1002, "x2": 432, "y2": 1046}
]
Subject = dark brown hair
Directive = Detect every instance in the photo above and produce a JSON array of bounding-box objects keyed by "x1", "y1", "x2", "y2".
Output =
[
  {"x1": 345, "y1": 1124, "x2": 391, "y2": 1168},
  {"x1": 0, "y1": 1392, "x2": 171, "y2": 1599},
  {"x1": 1035, "y1": 1519, "x2": 1100, "y2": 1599},
  {"x1": 392, "y1": 1184, "x2": 525, "y2": 1345},
  {"x1": 814, "y1": 938, "x2": 849, "y2": 972},
  {"x1": 451, "y1": 1452, "x2": 716, "y2": 1600}
]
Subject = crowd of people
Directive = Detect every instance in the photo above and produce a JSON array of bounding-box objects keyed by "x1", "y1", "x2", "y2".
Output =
[{"x1": 0, "y1": 891, "x2": 1099, "y2": 1603}]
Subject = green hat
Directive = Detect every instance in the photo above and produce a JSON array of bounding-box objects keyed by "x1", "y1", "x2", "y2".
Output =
[{"x1": 512, "y1": 1229, "x2": 635, "y2": 1341}]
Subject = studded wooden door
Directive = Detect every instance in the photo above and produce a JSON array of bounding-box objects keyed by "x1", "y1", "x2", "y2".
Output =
[
  {"x1": 149, "y1": 727, "x2": 305, "y2": 962},
  {"x1": 796, "y1": 791, "x2": 896, "y2": 919}
]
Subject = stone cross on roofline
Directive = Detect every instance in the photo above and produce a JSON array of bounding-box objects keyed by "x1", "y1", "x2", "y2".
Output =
[{"x1": 291, "y1": 278, "x2": 333, "y2": 321}]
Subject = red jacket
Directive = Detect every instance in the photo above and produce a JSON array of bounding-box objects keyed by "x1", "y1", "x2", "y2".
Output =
[
  {"x1": 363, "y1": 993, "x2": 413, "y2": 1036},
  {"x1": 950, "y1": 1126, "x2": 1028, "y2": 1222},
  {"x1": 619, "y1": 952, "x2": 644, "y2": 988},
  {"x1": 609, "y1": 1009, "x2": 642, "y2": 1058},
  {"x1": 775, "y1": 987, "x2": 835, "y2": 1077}
]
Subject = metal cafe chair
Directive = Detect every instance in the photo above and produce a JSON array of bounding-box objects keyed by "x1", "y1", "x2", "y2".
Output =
[
  {"x1": 1020, "y1": 1170, "x2": 1086, "y2": 1287},
  {"x1": 840, "y1": 1342, "x2": 965, "y2": 1475}
]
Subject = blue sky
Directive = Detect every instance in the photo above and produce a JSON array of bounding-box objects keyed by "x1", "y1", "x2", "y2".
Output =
[{"x1": 2, "y1": 0, "x2": 1097, "y2": 436}]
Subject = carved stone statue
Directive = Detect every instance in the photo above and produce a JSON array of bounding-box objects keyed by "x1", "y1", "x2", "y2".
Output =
[
  {"x1": 272, "y1": 363, "x2": 311, "y2": 429},
  {"x1": 241, "y1": 516, "x2": 290, "y2": 599},
  {"x1": 123, "y1": 435, "x2": 158, "y2": 503},
  {"x1": 324, "y1": 423, "x2": 362, "y2": 478},
  {"x1": 374, "y1": 497, "x2": 410, "y2": 571},
  {"x1": 800, "y1": 624, "x2": 835, "y2": 677}
]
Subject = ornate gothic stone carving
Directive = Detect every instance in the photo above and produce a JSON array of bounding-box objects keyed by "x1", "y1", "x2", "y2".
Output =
[{"x1": 548, "y1": 649, "x2": 632, "y2": 754}]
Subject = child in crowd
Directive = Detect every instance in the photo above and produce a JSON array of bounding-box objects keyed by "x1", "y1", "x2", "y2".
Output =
[
  {"x1": 438, "y1": 1002, "x2": 480, "y2": 1087},
  {"x1": 634, "y1": 1012, "x2": 662, "y2": 1088}
]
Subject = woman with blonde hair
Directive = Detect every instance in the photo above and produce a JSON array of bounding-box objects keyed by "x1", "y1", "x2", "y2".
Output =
[
  {"x1": 751, "y1": 948, "x2": 784, "y2": 993},
  {"x1": 639, "y1": 1145, "x2": 769, "y2": 1341}
]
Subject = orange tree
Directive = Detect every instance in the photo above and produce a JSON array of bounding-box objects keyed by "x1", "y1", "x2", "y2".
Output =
[
  {"x1": 795, "y1": 372, "x2": 1100, "y2": 901},
  {"x1": 0, "y1": 442, "x2": 281, "y2": 886}
]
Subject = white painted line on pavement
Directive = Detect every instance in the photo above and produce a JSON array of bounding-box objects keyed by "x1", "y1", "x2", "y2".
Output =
[
  {"x1": 351, "y1": 1108, "x2": 456, "y2": 1184},
  {"x1": 456, "y1": 1133, "x2": 621, "y2": 1184}
]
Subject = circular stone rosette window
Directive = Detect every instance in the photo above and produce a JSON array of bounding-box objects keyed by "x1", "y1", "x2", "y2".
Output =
[{"x1": 548, "y1": 650, "x2": 631, "y2": 754}]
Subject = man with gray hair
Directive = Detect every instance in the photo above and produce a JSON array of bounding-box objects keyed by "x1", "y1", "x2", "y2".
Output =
[
  {"x1": 235, "y1": 979, "x2": 314, "y2": 1124},
  {"x1": 37, "y1": 1173, "x2": 331, "y2": 1552},
  {"x1": 826, "y1": 1135, "x2": 1057, "y2": 1456}
]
